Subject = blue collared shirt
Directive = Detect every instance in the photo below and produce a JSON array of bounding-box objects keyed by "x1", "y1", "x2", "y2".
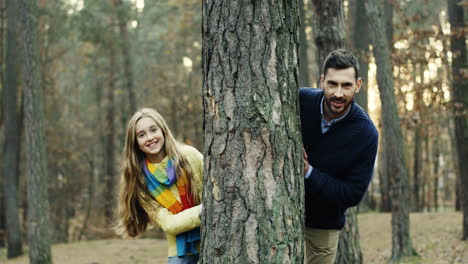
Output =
[{"x1": 305, "y1": 97, "x2": 351, "y2": 178}]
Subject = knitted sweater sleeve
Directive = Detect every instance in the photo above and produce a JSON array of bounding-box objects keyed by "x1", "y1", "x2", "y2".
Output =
[
  {"x1": 152, "y1": 206, "x2": 201, "y2": 235},
  {"x1": 304, "y1": 131, "x2": 378, "y2": 208}
]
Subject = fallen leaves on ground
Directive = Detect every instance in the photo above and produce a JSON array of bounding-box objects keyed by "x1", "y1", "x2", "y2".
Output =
[{"x1": 1, "y1": 212, "x2": 466, "y2": 264}]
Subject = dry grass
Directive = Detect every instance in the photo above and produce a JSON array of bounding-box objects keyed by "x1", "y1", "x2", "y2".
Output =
[{"x1": 1, "y1": 212, "x2": 467, "y2": 264}]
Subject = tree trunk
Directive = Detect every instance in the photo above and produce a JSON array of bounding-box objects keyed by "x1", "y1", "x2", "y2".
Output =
[
  {"x1": 379, "y1": 133, "x2": 392, "y2": 212},
  {"x1": 18, "y1": 0, "x2": 52, "y2": 262},
  {"x1": 335, "y1": 207, "x2": 363, "y2": 264},
  {"x1": 111, "y1": 0, "x2": 136, "y2": 113},
  {"x1": 365, "y1": 0, "x2": 418, "y2": 262},
  {"x1": 413, "y1": 124, "x2": 421, "y2": 211},
  {"x1": 3, "y1": 0, "x2": 23, "y2": 257},
  {"x1": 310, "y1": 1, "x2": 364, "y2": 263},
  {"x1": 298, "y1": 0, "x2": 310, "y2": 87},
  {"x1": 384, "y1": 0, "x2": 394, "y2": 51},
  {"x1": 201, "y1": 1, "x2": 303, "y2": 263},
  {"x1": 104, "y1": 39, "x2": 117, "y2": 223},
  {"x1": 433, "y1": 136, "x2": 440, "y2": 211},
  {"x1": 377, "y1": 0, "x2": 395, "y2": 214},
  {"x1": 311, "y1": 0, "x2": 345, "y2": 84},
  {"x1": 352, "y1": 0, "x2": 369, "y2": 111},
  {"x1": 351, "y1": 0, "x2": 373, "y2": 212},
  {"x1": 447, "y1": 0, "x2": 468, "y2": 240}
]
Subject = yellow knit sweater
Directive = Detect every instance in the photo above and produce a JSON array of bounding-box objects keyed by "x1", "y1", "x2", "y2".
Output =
[{"x1": 139, "y1": 144, "x2": 203, "y2": 257}]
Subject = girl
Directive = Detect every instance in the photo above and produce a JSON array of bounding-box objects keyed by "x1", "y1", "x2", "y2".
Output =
[{"x1": 115, "y1": 108, "x2": 203, "y2": 264}]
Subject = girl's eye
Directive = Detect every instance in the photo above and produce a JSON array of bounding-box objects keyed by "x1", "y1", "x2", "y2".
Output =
[{"x1": 138, "y1": 133, "x2": 145, "y2": 138}]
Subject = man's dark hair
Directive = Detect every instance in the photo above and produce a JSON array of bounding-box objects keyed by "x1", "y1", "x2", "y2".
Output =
[{"x1": 322, "y1": 49, "x2": 360, "y2": 80}]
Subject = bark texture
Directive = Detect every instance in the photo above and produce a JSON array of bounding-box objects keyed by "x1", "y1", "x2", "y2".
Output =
[
  {"x1": 365, "y1": 0, "x2": 417, "y2": 261},
  {"x1": 447, "y1": 0, "x2": 468, "y2": 240},
  {"x1": 310, "y1": 1, "x2": 364, "y2": 263},
  {"x1": 352, "y1": 0, "x2": 369, "y2": 112},
  {"x1": 201, "y1": 1, "x2": 304, "y2": 263},
  {"x1": 112, "y1": 0, "x2": 136, "y2": 112},
  {"x1": 335, "y1": 207, "x2": 363, "y2": 264},
  {"x1": 298, "y1": 0, "x2": 310, "y2": 87},
  {"x1": 18, "y1": 0, "x2": 52, "y2": 262},
  {"x1": 311, "y1": 0, "x2": 345, "y2": 83},
  {"x1": 104, "y1": 37, "x2": 117, "y2": 223},
  {"x1": 3, "y1": 0, "x2": 23, "y2": 258}
]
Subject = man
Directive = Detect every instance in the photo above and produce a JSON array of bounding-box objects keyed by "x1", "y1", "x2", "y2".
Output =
[{"x1": 300, "y1": 49, "x2": 378, "y2": 264}]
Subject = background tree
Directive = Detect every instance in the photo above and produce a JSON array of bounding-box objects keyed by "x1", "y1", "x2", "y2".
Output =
[
  {"x1": 365, "y1": 0, "x2": 418, "y2": 262},
  {"x1": 447, "y1": 0, "x2": 467, "y2": 240},
  {"x1": 311, "y1": 0, "x2": 345, "y2": 85},
  {"x1": 2, "y1": 0, "x2": 22, "y2": 257},
  {"x1": 18, "y1": 0, "x2": 52, "y2": 262},
  {"x1": 298, "y1": 0, "x2": 310, "y2": 87},
  {"x1": 200, "y1": 1, "x2": 304, "y2": 263},
  {"x1": 310, "y1": 1, "x2": 365, "y2": 263}
]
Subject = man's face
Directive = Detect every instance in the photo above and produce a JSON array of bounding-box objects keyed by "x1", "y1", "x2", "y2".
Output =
[{"x1": 321, "y1": 67, "x2": 362, "y2": 121}]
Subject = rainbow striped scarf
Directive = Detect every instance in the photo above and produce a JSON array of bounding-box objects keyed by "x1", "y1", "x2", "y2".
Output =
[{"x1": 142, "y1": 157, "x2": 200, "y2": 257}]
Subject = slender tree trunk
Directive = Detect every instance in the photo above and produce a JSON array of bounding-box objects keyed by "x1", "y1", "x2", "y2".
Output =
[
  {"x1": 311, "y1": 0, "x2": 345, "y2": 84},
  {"x1": 352, "y1": 0, "x2": 369, "y2": 111},
  {"x1": 351, "y1": 0, "x2": 373, "y2": 212},
  {"x1": 18, "y1": 0, "x2": 52, "y2": 262},
  {"x1": 112, "y1": 0, "x2": 136, "y2": 113},
  {"x1": 104, "y1": 40, "x2": 117, "y2": 223},
  {"x1": 335, "y1": 207, "x2": 363, "y2": 264},
  {"x1": 365, "y1": 0, "x2": 418, "y2": 262},
  {"x1": 447, "y1": 0, "x2": 468, "y2": 240},
  {"x1": 378, "y1": 0, "x2": 395, "y2": 214},
  {"x1": 433, "y1": 136, "x2": 440, "y2": 211},
  {"x1": 384, "y1": 0, "x2": 394, "y2": 51},
  {"x1": 413, "y1": 122, "x2": 421, "y2": 211},
  {"x1": 201, "y1": 1, "x2": 303, "y2": 263},
  {"x1": 298, "y1": 0, "x2": 310, "y2": 87},
  {"x1": 3, "y1": 0, "x2": 23, "y2": 257}
]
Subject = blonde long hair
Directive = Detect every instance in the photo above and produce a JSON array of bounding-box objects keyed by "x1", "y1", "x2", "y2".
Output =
[{"x1": 114, "y1": 108, "x2": 200, "y2": 238}]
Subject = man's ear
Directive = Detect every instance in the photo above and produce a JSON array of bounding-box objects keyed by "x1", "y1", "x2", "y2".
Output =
[
  {"x1": 355, "y1": 77, "x2": 362, "y2": 93},
  {"x1": 320, "y1": 74, "x2": 324, "y2": 89}
]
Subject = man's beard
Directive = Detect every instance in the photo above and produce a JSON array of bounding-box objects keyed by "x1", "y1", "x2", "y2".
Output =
[{"x1": 326, "y1": 96, "x2": 352, "y2": 116}]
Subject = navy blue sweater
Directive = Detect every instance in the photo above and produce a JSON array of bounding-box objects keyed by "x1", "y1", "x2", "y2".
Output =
[{"x1": 299, "y1": 88, "x2": 378, "y2": 230}]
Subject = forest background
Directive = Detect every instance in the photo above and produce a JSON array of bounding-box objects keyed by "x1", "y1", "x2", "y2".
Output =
[{"x1": 0, "y1": 0, "x2": 467, "y2": 263}]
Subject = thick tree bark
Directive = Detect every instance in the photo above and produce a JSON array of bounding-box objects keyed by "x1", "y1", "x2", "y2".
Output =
[
  {"x1": 447, "y1": 0, "x2": 468, "y2": 240},
  {"x1": 298, "y1": 0, "x2": 310, "y2": 87},
  {"x1": 18, "y1": 0, "x2": 52, "y2": 262},
  {"x1": 365, "y1": 0, "x2": 418, "y2": 262},
  {"x1": 201, "y1": 1, "x2": 304, "y2": 263},
  {"x1": 311, "y1": 0, "x2": 345, "y2": 84},
  {"x1": 3, "y1": 0, "x2": 23, "y2": 257}
]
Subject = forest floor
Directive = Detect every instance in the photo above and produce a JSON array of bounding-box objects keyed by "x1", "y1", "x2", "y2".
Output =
[{"x1": 1, "y1": 212, "x2": 466, "y2": 264}]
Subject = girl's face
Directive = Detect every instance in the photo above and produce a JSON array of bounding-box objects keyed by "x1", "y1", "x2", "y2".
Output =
[{"x1": 135, "y1": 117, "x2": 166, "y2": 163}]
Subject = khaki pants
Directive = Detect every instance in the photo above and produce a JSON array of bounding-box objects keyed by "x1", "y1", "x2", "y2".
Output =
[{"x1": 304, "y1": 227, "x2": 340, "y2": 264}]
